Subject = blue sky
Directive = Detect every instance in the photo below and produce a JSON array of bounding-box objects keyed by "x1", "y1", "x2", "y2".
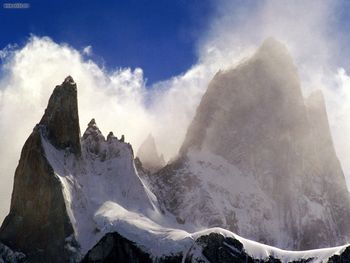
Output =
[
  {"x1": 0, "y1": 0, "x2": 213, "y2": 84},
  {"x1": 2, "y1": 0, "x2": 350, "y2": 83}
]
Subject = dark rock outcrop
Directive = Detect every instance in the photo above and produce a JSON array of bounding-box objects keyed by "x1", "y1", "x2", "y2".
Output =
[
  {"x1": 82, "y1": 232, "x2": 185, "y2": 263},
  {"x1": 188, "y1": 233, "x2": 281, "y2": 263},
  {"x1": 82, "y1": 231, "x2": 341, "y2": 263},
  {"x1": 81, "y1": 232, "x2": 152, "y2": 263},
  {"x1": 328, "y1": 247, "x2": 350, "y2": 263},
  {"x1": 0, "y1": 242, "x2": 26, "y2": 263},
  {"x1": 0, "y1": 77, "x2": 81, "y2": 262},
  {"x1": 39, "y1": 76, "x2": 81, "y2": 155}
]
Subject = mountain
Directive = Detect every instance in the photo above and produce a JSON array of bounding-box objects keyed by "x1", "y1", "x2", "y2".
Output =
[
  {"x1": 2, "y1": 38, "x2": 350, "y2": 262},
  {"x1": 0, "y1": 77, "x2": 159, "y2": 262},
  {"x1": 0, "y1": 76, "x2": 236, "y2": 262},
  {"x1": 146, "y1": 38, "x2": 350, "y2": 250},
  {"x1": 136, "y1": 134, "x2": 165, "y2": 172}
]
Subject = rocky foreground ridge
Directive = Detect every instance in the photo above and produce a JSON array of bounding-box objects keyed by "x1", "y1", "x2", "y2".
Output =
[{"x1": 1, "y1": 39, "x2": 350, "y2": 263}]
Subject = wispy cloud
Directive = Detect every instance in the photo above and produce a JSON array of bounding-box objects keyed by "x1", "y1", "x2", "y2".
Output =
[{"x1": 82, "y1": 45, "x2": 92, "y2": 56}]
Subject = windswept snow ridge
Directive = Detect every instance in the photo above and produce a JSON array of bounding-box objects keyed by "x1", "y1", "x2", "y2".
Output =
[
  {"x1": 41, "y1": 120, "x2": 159, "y2": 253},
  {"x1": 41, "y1": 124, "x2": 350, "y2": 263}
]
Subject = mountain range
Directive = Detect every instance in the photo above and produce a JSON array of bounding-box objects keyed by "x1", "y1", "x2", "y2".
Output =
[{"x1": 1, "y1": 39, "x2": 350, "y2": 263}]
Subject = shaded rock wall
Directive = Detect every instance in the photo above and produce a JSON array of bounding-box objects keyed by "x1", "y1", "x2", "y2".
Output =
[{"x1": 0, "y1": 77, "x2": 81, "y2": 262}]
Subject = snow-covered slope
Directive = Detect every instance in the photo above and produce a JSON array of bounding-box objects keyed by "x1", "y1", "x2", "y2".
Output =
[
  {"x1": 40, "y1": 101, "x2": 349, "y2": 262},
  {"x1": 39, "y1": 105, "x2": 350, "y2": 261},
  {"x1": 41, "y1": 118, "x2": 161, "y2": 254},
  {"x1": 83, "y1": 211, "x2": 350, "y2": 263}
]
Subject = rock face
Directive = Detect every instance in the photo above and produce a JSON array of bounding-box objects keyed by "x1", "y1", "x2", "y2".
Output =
[
  {"x1": 0, "y1": 242, "x2": 26, "y2": 263},
  {"x1": 39, "y1": 76, "x2": 81, "y2": 155},
  {"x1": 81, "y1": 232, "x2": 152, "y2": 263},
  {"x1": 83, "y1": 231, "x2": 262, "y2": 263},
  {"x1": 82, "y1": 230, "x2": 349, "y2": 263},
  {"x1": 148, "y1": 38, "x2": 350, "y2": 249},
  {"x1": 189, "y1": 233, "x2": 279, "y2": 263},
  {"x1": 328, "y1": 247, "x2": 350, "y2": 263},
  {"x1": 137, "y1": 134, "x2": 165, "y2": 172},
  {"x1": 0, "y1": 77, "x2": 81, "y2": 262}
]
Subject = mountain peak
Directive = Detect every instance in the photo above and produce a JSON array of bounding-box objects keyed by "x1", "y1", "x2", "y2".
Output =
[
  {"x1": 137, "y1": 133, "x2": 165, "y2": 172},
  {"x1": 0, "y1": 77, "x2": 80, "y2": 261},
  {"x1": 254, "y1": 37, "x2": 297, "y2": 72},
  {"x1": 63, "y1": 75, "x2": 76, "y2": 85},
  {"x1": 87, "y1": 118, "x2": 97, "y2": 128},
  {"x1": 180, "y1": 38, "x2": 301, "y2": 155},
  {"x1": 39, "y1": 76, "x2": 81, "y2": 155},
  {"x1": 82, "y1": 118, "x2": 104, "y2": 141},
  {"x1": 258, "y1": 37, "x2": 287, "y2": 53}
]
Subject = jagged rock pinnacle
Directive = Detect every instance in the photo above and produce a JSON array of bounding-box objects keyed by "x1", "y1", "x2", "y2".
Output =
[
  {"x1": 82, "y1": 118, "x2": 104, "y2": 140},
  {"x1": 39, "y1": 76, "x2": 81, "y2": 155},
  {"x1": 107, "y1": 131, "x2": 117, "y2": 141},
  {"x1": 88, "y1": 118, "x2": 97, "y2": 127},
  {"x1": 0, "y1": 76, "x2": 80, "y2": 261},
  {"x1": 137, "y1": 133, "x2": 165, "y2": 172},
  {"x1": 63, "y1": 75, "x2": 75, "y2": 85},
  {"x1": 180, "y1": 38, "x2": 301, "y2": 155}
]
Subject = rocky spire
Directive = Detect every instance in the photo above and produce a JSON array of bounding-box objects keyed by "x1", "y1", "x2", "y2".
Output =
[
  {"x1": 0, "y1": 76, "x2": 80, "y2": 262},
  {"x1": 180, "y1": 37, "x2": 303, "y2": 155},
  {"x1": 107, "y1": 131, "x2": 117, "y2": 142},
  {"x1": 82, "y1": 118, "x2": 103, "y2": 140},
  {"x1": 40, "y1": 76, "x2": 81, "y2": 155},
  {"x1": 137, "y1": 134, "x2": 165, "y2": 172}
]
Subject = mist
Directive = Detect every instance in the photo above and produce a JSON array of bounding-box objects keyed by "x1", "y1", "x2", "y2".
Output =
[{"x1": 1, "y1": 0, "x2": 350, "y2": 223}]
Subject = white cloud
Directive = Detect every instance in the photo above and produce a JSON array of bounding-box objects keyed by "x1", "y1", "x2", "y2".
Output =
[{"x1": 83, "y1": 45, "x2": 92, "y2": 56}]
